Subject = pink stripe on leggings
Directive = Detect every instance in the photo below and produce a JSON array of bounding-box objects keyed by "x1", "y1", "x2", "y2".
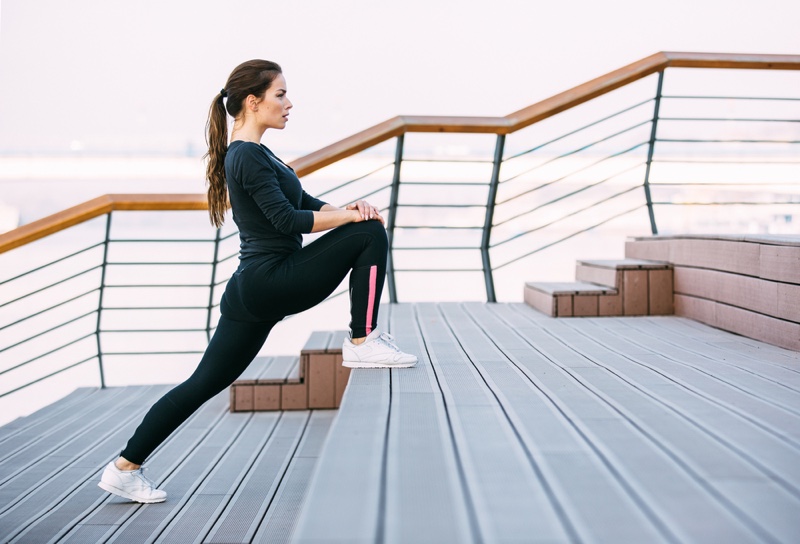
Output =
[{"x1": 365, "y1": 265, "x2": 377, "y2": 335}]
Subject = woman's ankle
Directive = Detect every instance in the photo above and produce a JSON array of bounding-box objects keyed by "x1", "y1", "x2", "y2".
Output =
[
  {"x1": 115, "y1": 457, "x2": 141, "y2": 471},
  {"x1": 351, "y1": 336, "x2": 366, "y2": 345}
]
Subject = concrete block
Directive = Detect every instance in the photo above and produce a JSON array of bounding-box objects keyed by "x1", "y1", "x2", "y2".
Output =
[
  {"x1": 231, "y1": 384, "x2": 253, "y2": 412},
  {"x1": 648, "y1": 269, "x2": 673, "y2": 315},
  {"x1": 556, "y1": 295, "x2": 573, "y2": 317},
  {"x1": 674, "y1": 294, "x2": 717, "y2": 327},
  {"x1": 716, "y1": 302, "x2": 800, "y2": 352},
  {"x1": 623, "y1": 270, "x2": 648, "y2": 315},
  {"x1": 673, "y1": 239, "x2": 760, "y2": 276},
  {"x1": 625, "y1": 239, "x2": 671, "y2": 261},
  {"x1": 281, "y1": 382, "x2": 308, "y2": 410},
  {"x1": 254, "y1": 384, "x2": 281, "y2": 411},
  {"x1": 524, "y1": 284, "x2": 556, "y2": 316},
  {"x1": 777, "y1": 282, "x2": 800, "y2": 322},
  {"x1": 673, "y1": 267, "x2": 710, "y2": 297},
  {"x1": 598, "y1": 293, "x2": 623, "y2": 316},
  {"x1": 308, "y1": 353, "x2": 337, "y2": 409},
  {"x1": 760, "y1": 244, "x2": 800, "y2": 284},
  {"x1": 573, "y1": 295, "x2": 599, "y2": 317},
  {"x1": 576, "y1": 264, "x2": 619, "y2": 288}
]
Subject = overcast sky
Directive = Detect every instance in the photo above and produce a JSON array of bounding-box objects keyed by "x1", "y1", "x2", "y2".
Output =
[{"x1": 1, "y1": 0, "x2": 798, "y2": 157}]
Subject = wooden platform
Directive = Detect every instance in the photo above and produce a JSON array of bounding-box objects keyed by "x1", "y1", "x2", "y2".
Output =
[
  {"x1": 2, "y1": 303, "x2": 799, "y2": 543},
  {"x1": 627, "y1": 234, "x2": 800, "y2": 350}
]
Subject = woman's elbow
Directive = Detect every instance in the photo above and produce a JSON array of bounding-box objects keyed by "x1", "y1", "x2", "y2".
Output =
[{"x1": 273, "y1": 212, "x2": 311, "y2": 234}]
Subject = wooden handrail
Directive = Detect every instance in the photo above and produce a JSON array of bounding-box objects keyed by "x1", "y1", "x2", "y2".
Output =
[
  {"x1": 2, "y1": 51, "x2": 798, "y2": 255},
  {"x1": 0, "y1": 194, "x2": 207, "y2": 253}
]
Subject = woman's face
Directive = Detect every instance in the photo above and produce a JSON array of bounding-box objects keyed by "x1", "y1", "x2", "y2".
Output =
[{"x1": 256, "y1": 74, "x2": 292, "y2": 130}]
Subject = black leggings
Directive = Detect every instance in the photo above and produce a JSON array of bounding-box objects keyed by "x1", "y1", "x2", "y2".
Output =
[{"x1": 120, "y1": 221, "x2": 387, "y2": 464}]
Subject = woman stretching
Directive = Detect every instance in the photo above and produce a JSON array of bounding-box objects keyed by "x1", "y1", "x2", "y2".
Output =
[{"x1": 98, "y1": 60, "x2": 417, "y2": 503}]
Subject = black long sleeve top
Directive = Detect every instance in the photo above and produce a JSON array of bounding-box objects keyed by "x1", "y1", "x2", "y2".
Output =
[{"x1": 224, "y1": 141, "x2": 327, "y2": 267}]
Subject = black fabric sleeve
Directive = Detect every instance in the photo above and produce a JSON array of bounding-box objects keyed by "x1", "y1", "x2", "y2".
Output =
[
  {"x1": 238, "y1": 145, "x2": 315, "y2": 234},
  {"x1": 301, "y1": 191, "x2": 327, "y2": 211}
]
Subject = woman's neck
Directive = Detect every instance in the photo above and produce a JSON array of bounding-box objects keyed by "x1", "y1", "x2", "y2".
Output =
[{"x1": 231, "y1": 122, "x2": 266, "y2": 144}]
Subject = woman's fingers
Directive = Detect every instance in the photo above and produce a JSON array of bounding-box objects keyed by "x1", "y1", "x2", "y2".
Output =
[{"x1": 346, "y1": 200, "x2": 384, "y2": 223}]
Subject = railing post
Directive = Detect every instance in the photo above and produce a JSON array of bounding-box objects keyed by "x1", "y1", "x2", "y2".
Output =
[
  {"x1": 94, "y1": 213, "x2": 111, "y2": 389},
  {"x1": 386, "y1": 134, "x2": 404, "y2": 304},
  {"x1": 481, "y1": 134, "x2": 506, "y2": 303},
  {"x1": 643, "y1": 70, "x2": 664, "y2": 235},
  {"x1": 206, "y1": 227, "x2": 222, "y2": 342}
]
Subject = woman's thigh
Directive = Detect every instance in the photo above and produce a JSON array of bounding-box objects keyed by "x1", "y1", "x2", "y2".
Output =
[{"x1": 244, "y1": 222, "x2": 387, "y2": 320}]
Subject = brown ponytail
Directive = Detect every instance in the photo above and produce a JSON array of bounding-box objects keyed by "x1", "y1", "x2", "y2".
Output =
[{"x1": 204, "y1": 60, "x2": 283, "y2": 227}]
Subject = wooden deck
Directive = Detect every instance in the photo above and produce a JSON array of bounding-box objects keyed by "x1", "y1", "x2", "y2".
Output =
[{"x1": 2, "y1": 303, "x2": 799, "y2": 543}]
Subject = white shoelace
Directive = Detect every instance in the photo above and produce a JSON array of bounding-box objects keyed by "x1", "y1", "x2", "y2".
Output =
[
  {"x1": 376, "y1": 332, "x2": 402, "y2": 352},
  {"x1": 135, "y1": 467, "x2": 158, "y2": 489}
]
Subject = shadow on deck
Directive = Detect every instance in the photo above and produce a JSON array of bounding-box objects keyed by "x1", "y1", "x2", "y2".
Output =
[{"x1": 1, "y1": 303, "x2": 799, "y2": 543}]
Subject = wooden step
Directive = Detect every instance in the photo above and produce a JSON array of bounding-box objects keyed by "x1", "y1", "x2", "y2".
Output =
[
  {"x1": 626, "y1": 234, "x2": 800, "y2": 284},
  {"x1": 626, "y1": 234, "x2": 800, "y2": 350},
  {"x1": 230, "y1": 330, "x2": 350, "y2": 412},
  {"x1": 302, "y1": 330, "x2": 350, "y2": 410},
  {"x1": 576, "y1": 258, "x2": 670, "y2": 288},
  {"x1": 524, "y1": 282, "x2": 617, "y2": 317},
  {"x1": 526, "y1": 257, "x2": 674, "y2": 318}
]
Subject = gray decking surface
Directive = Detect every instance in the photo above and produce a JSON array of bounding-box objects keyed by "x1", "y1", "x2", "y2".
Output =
[{"x1": 2, "y1": 303, "x2": 799, "y2": 543}]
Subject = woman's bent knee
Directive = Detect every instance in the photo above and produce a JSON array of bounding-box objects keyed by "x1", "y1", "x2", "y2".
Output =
[{"x1": 354, "y1": 220, "x2": 388, "y2": 245}]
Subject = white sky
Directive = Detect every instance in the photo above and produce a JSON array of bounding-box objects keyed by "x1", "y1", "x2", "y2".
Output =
[{"x1": 1, "y1": 0, "x2": 798, "y2": 157}]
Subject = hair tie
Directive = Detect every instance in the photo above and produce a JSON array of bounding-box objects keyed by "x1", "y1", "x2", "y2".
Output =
[{"x1": 219, "y1": 88, "x2": 228, "y2": 98}]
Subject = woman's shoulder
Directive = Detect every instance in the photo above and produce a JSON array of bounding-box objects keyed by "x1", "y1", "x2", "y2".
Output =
[
  {"x1": 228, "y1": 140, "x2": 266, "y2": 156},
  {"x1": 227, "y1": 141, "x2": 274, "y2": 169}
]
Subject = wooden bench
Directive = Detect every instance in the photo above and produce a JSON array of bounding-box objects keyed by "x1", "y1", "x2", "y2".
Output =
[
  {"x1": 230, "y1": 331, "x2": 351, "y2": 412},
  {"x1": 525, "y1": 259, "x2": 673, "y2": 317},
  {"x1": 627, "y1": 234, "x2": 800, "y2": 351}
]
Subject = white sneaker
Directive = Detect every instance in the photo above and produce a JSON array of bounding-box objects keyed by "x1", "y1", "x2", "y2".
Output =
[
  {"x1": 98, "y1": 461, "x2": 167, "y2": 503},
  {"x1": 342, "y1": 329, "x2": 418, "y2": 368}
]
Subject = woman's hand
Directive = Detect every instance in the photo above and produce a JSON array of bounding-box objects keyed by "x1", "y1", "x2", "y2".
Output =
[
  {"x1": 346, "y1": 200, "x2": 385, "y2": 225},
  {"x1": 311, "y1": 201, "x2": 385, "y2": 232}
]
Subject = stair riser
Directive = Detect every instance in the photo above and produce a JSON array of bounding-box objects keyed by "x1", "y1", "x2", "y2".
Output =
[
  {"x1": 576, "y1": 264, "x2": 619, "y2": 288},
  {"x1": 524, "y1": 267, "x2": 673, "y2": 318},
  {"x1": 231, "y1": 344, "x2": 348, "y2": 412}
]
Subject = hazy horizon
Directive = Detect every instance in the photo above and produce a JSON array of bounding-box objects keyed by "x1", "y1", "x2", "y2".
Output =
[{"x1": 2, "y1": 0, "x2": 799, "y2": 158}]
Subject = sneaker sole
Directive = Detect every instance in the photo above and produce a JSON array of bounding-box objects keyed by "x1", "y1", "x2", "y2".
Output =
[
  {"x1": 98, "y1": 481, "x2": 167, "y2": 504},
  {"x1": 342, "y1": 360, "x2": 417, "y2": 369}
]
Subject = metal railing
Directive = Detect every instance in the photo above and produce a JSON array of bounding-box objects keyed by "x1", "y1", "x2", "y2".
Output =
[{"x1": 1, "y1": 52, "x2": 798, "y2": 409}]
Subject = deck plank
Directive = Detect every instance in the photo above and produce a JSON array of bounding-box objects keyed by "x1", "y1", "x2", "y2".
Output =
[
  {"x1": 101, "y1": 403, "x2": 253, "y2": 542},
  {"x1": 491, "y1": 304, "x2": 769, "y2": 543},
  {"x1": 666, "y1": 316, "x2": 800, "y2": 367},
  {"x1": 620, "y1": 316, "x2": 800, "y2": 390},
  {"x1": 415, "y1": 302, "x2": 571, "y2": 542},
  {"x1": 575, "y1": 316, "x2": 800, "y2": 444},
  {"x1": 0, "y1": 387, "x2": 96, "y2": 442},
  {"x1": 152, "y1": 411, "x2": 282, "y2": 543},
  {"x1": 381, "y1": 303, "x2": 475, "y2": 544},
  {"x1": 291, "y1": 367, "x2": 390, "y2": 543},
  {"x1": 536, "y1": 317, "x2": 800, "y2": 543},
  {"x1": 2, "y1": 303, "x2": 799, "y2": 543},
  {"x1": 6, "y1": 385, "x2": 217, "y2": 543},
  {"x1": 448, "y1": 302, "x2": 670, "y2": 543},
  {"x1": 600, "y1": 317, "x2": 800, "y2": 411},
  {"x1": 0, "y1": 386, "x2": 166, "y2": 523},
  {"x1": 200, "y1": 411, "x2": 309, "y2": 544},
  {"x1": 252, "y1": 410, "x2": 335, "y2": 544},
  {"x1": 58, "y1": 389, "x2": 231, "y2": 543},
  {"x1": 0, "y1": 386, "x2": 129, "y2": 466}
]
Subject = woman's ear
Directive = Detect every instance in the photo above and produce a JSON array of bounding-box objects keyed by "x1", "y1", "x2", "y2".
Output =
[{"x1": 246, "y1": 94, "x2": 260, "y2": 112}]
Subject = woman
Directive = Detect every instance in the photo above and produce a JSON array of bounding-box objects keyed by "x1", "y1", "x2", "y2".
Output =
[{"x1": 98, "y1": 60, "x2": 416, "y2": 504}]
